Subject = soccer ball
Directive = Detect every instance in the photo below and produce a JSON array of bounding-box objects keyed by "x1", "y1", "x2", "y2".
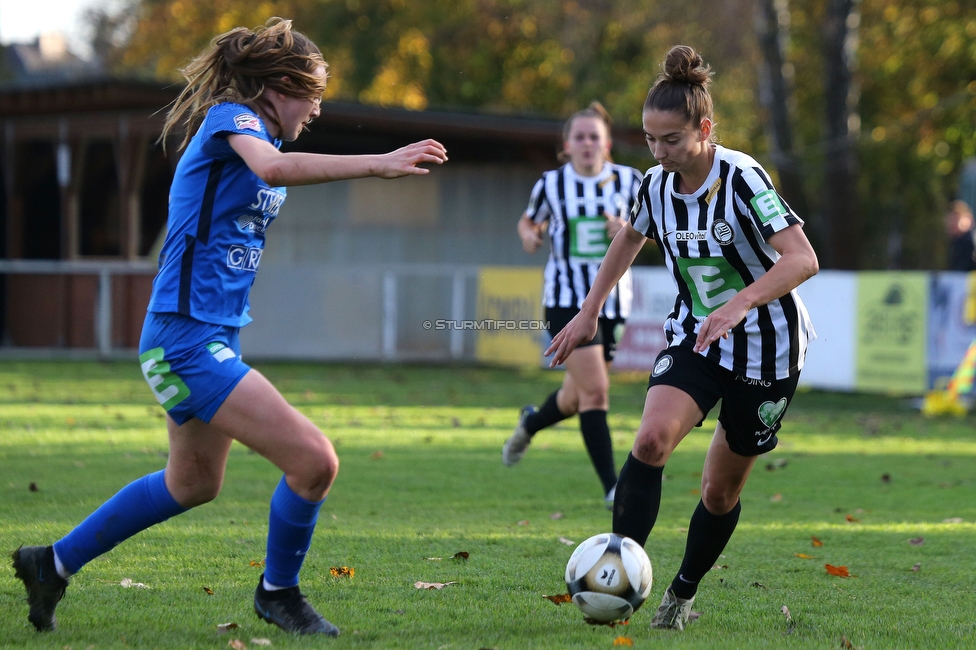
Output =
[{"x1": 564, "y1": 532, "x2": 653, "y2": 622}]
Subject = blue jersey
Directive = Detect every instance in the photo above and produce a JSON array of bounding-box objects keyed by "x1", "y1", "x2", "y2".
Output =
[{"x1": 148, "y1": 102, "x2": 286, "y2": 327}]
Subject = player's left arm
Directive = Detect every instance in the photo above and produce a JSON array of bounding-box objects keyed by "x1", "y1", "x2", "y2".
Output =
[
  {"x1": 694, "y1": 224, "x2": 818, "y2": 352},
  {"x1": 228, "y1": 134, "x2": 448, "y2": 186}
]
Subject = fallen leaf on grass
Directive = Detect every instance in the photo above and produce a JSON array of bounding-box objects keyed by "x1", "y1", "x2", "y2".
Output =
[
  {"x1": 908, "y1": 537, "x2": 924, "y2": 546},
  {"x1": 516, "y1": 520, "x2": 529, "y2": 526},
  {"x1": 452, "y1": 551, "x2": 470, "y2": 560},
  {"x1": 795, "y1": 553, "x2": 816, "y2": 559},
  {"x1": 613, "y1": 637, "x2": 634, "y2": 646},
  {"x1": 414, "y1": 581, "x2": 457, "y2": 590},
  {"x1": 216, "y1": 623, "x2": 239, "y2": 634},
  {"x1": 550, "y1": 512, "x2": 564, "y2": 520},
  {"x1": 558, "y1": 537, "x2": 575, "y2": 546},
  {"x1": 370, "y1": 450, "x2": 384, "y2": 460},
  {"x1": 911, "y1": 563, "x2": 921, "y2": 572},
  {"x1": 825, "y1": 564, "x2": 854, "y2": 578},
  {"x1": 249, "y1": 559, "x2": 265, "y2": 567},
  {"x1": 811, "y1": 536, "x2": 823, "y2": 547},
  {"x1": 120, "y1": 578, "x2": 150, "y2": 589},
  {"x1": 770, "y1": 493, "x2": 783, "y2": 502},
  {"x1": 840, "y1": 635, "x2": 855, "y2": 649},
  {"x1": 330, "y1": 566, "x2": 355, "y2": 578},
  {"x1": 543, "y1": 593, "x2": 572, "y2": 604},
  {"x1": 228, "y1": 640, "x2": 247, "y2": 650},
  {"x1": 203, "y1": 586, "x2": 215, "y2": 595},
  {"x1": 845, "y1": 514, "x2": 860, "y2": 523},
  {"x1": 250, "y1": 639, "x2": 271, "y2": 646}
]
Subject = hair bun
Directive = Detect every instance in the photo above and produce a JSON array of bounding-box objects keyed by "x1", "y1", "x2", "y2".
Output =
[{"x1": 663, "y1": 45, "x2": 711, "y2": 86}]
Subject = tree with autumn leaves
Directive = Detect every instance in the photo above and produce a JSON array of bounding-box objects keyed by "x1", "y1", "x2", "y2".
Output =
[{"x1": 87, "y1": 0, "x2": 976, "y2": 270}]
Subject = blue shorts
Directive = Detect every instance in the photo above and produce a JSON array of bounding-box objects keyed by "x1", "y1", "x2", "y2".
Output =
[{"x1": 138, "y1": 312, "x2": 251, "y2": 426}]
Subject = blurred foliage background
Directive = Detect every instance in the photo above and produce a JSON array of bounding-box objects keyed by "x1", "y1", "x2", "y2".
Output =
[{"x1": 85, "y1": 0, "x2": 976, "y2": 270}]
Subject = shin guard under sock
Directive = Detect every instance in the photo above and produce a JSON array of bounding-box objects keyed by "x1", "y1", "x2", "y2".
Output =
[
  {"x1": 264, "y1": 476, "x2": 325, "y2": 588},
  {"x1": 578, "y1": 409, "x2": 617, "y2": 494},
  {"x1": 611, "y1": 452, "x2": 664, "y2": 546},
  {"x1": 670, "y1": 499, "x2": 742, "y2": 599},
  {"x1": 524, "y1": 390, "x2": 570, "y2": 435},
  {"x1": 53, "y1": 470, "x2": 187, "y2": 575}
]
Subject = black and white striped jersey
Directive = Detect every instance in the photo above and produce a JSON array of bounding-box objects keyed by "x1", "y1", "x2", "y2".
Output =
[
  {"x1": 526, "y1": 162, "x2": 643, "y2": 319},
  {"x1": 630, "y1": 145, "x2": 815, "y2": 380}
]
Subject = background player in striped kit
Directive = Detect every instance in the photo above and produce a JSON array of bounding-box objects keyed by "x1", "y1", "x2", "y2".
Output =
[
  {"x1": 11, "y1": 18, "x2": 447, "y2": 636},
  {"x1": 548, "y1": 45, "x2": 818, "y2": 630},
  {"x1": 502, "y1": 102, "x2": 644, "y2": 508}
]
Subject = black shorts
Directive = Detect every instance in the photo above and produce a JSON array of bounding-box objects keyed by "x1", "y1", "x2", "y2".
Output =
[
  {"x1": 646, "y1": 346, "x2": 800, "y2": 457},
  {"x1": 546, "y1": 307, "x2": 626, "y2": 363}
]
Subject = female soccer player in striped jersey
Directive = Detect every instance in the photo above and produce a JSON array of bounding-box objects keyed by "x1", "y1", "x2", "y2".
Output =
[
  {"x1": 12, "y1": 18, "x2": 446, "y2": 636},
  {"x1": 548, "y1": 45, "x2": 818, "y2": 630},
  {"x1": 502, "y1": 102, "x2": 643, "y2": 508}
]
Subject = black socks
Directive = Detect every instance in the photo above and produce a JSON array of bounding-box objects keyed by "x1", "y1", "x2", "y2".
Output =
[
  {"x1": 523, "y1": 390, "x2": 569, "y2": 435},
  {"x1": 579, "y1": 410, "x2": 617, "y2": 494},
  {"x1": 669, "y1": 499, "x2": 742, "y2": 600},
  {"x1": 611, "y1": 452, "x2": 664, "y2": 546}
]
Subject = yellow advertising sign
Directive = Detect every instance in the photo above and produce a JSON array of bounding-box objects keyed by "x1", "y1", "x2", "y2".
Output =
[
  {"x1": 475, "y1": 267, "x2": 544, "y2": 367},
  {"x1": 855, "y1": 272, "x2": 928, "y2": 395}
]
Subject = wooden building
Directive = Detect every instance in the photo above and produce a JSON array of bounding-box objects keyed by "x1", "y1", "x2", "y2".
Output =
[{"x1": 0, "y1": 77, "x2": 645, "y2": 354}]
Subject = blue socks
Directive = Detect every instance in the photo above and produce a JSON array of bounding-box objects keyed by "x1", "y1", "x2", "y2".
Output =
[
  {"x1": 53, "y1": 470, "x2": 187, "y2": 575},
  {"x1": 264, "y1": 476, "x2": 324, "y2": 588}
]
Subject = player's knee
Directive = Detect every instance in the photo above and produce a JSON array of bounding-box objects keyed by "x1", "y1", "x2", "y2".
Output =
[
  {"x1": 631, "y1": 428, "x2": 673, "y2": 466},
  {"x1": 576, "y1": 382, "x2": 609, "y2": 411},
  {"x1": 300, "y1": 439, "x2": 339, "y2": 496},
  {"x1": 172, "y1": 479, "x2": 222, "y2": 508},
  {"x1": 700, "y1": 482, "x2": 739, "y2": 515}
]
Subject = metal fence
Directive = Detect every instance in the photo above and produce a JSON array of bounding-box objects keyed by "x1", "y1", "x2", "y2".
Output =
[{"x1": 0, "y1": 260, "x2": 487, "y2": 362}]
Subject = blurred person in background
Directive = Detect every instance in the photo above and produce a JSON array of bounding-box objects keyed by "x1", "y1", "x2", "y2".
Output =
[
  {"x1": 502, "y1": 102, "x2": 644, "y2": 509},
  {"x1": 945, "y1": 200, "x2": 976, "y2": 271}
]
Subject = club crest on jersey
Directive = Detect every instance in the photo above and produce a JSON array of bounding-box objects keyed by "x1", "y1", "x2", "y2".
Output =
[
  {"x1": 234, "y1": 113, "x2": 263, "y2": 132},
  {"x1": 711, "y1": 219, "x2": 735, "y2": 245},
  {"x1": 652, "y1": 354, "x2": 673, "y2": 377},
  {"x1": 607, "y1": 192, "x2": 628, "y2": 217}
]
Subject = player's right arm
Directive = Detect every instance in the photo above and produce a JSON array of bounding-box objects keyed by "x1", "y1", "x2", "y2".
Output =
[
  {"x1": 227, "y1": 135, "x2": 448, "y2": 186},
  {"x1": 546, "y1": 221, "x2": 646, "y2": 366},
  {"x1": 517, "y1": 212, "x2": 546, "y2": 254}
]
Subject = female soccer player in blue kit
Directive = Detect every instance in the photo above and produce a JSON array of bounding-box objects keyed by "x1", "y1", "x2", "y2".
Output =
[{"x1": 12, "y1": 18, "x2": 447, "y2": 636}]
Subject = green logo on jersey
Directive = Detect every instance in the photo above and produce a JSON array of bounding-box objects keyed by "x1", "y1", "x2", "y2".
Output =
[
  {"x1": 750, "y1": 189, "x2": 788, "y2": 224},
  {"x1": 676, "y1": 257, "x2": 746, "y2": 318},
  {"x1": 568, "y1": 215, "x2": 610, "y2": 259},
  {"x1": 139, "y1": 347, "x2": 191, "y2": 411}
]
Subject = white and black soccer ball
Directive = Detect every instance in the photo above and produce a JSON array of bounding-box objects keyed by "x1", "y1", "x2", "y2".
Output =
[{"x1": 565, "y1": 533, "x2": 653, "y2": 622}]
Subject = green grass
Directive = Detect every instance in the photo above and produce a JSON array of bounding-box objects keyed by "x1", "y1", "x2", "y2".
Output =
[{"x1": 1, "y1": 361, "x2": 975, "y2": 649}]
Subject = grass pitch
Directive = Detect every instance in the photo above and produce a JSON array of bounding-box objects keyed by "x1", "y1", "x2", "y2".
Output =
[{"x1": 1, "y1": 361, "x2": 975, "y2": 649}]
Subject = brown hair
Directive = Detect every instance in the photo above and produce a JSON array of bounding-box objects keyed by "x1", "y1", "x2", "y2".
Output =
[
  {"x1": 160, "y1": 17, "x2": 327, "y2": 152},
  {"x1": 644, "y1": 45, "x2": 713, "y2": 130},
  {"x1": 558, "y1": 101, "x2": 614, "y2": 164}
]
